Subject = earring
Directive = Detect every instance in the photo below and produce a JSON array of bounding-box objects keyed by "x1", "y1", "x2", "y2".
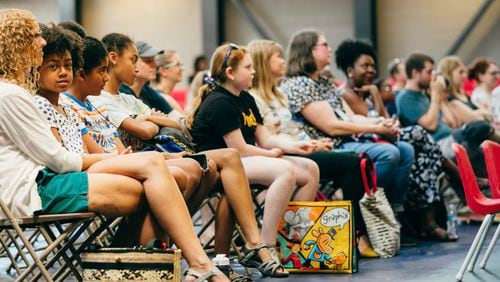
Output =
[{"x1": 348, "y1": 73, "x2": 353, "y2": 78}]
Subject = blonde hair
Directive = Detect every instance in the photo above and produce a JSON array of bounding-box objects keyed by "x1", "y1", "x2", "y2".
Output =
[
  {"x1": 437, "y1": 56, "x2": 465, "y2": 96},
  {"x1": 248, "y1": 39, "x2": 286, "y2": 107},
  {"x1": 185, "y1": 70, "x2": 208, "y2": 114},
  {"x1": 0, "y1": 9, "x2": 41, "y2": 93},
  {"x1": 186, "y1": 43, "x2": 247, "y2": 129}
]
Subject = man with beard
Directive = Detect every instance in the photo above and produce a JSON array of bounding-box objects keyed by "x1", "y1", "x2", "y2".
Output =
[{"x1": 396, "y1": 53, "x2": 454, "y2": 157}]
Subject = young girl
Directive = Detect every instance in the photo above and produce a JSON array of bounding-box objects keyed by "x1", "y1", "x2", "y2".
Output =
[
  {"x1": 0, "y1": 9, "x2": 227, "y2": 281},
  {"x1": 95, "y1": 33, "x2": 284, "y2": 279},
  {"x1": 187, "y1": 43, "x2": 320, "y2": 264},
  {"x1": 247, "y1": 39, "x2": 377, "y2": 256}
]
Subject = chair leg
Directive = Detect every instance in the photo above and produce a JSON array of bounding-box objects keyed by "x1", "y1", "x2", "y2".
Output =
[
  {"x1": 480, "y1": 220, "x2": 500, "y2": 269},
  {"x1": 468, "y1": 214, "x2": 494, "y2": 272},
  {"x1": 456, "y1": 214, "x2": 492, "y2": 281}
]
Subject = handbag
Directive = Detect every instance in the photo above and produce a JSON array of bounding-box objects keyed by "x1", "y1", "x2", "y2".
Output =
[
  {"x1": 358, "y1": 154, "x2": 400, "y2": 258},
  {"x1": 277, "y1": 201, "x2": 358, "y2": 273},
  {"x1": 81, "y1": 240, "x2": 181, "y2": 281}
]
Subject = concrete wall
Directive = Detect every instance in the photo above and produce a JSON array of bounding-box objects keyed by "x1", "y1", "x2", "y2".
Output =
[
  {"x1": 0, "y1": 0, "x2": 59, "y2": 23},
  {"x1": 224, "y1": 0, "x2": 354, "y2": 79},
  {"x1": 377, "y1": 0, "x2": 500, "y2": 77},
  {"x1": 2, "y1": 0, "x2": 498, "y2": 81},
  {"x1": 82, "y1": 0, "x2": 203, "y2": 87}
]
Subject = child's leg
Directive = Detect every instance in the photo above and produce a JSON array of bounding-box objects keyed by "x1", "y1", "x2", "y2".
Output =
[
  {"x1": 282, "y1": 156, "x2": 320, "y2": 201},
  {"x1": 86, "y1": 152, "x2": 226, "y2": 281}
]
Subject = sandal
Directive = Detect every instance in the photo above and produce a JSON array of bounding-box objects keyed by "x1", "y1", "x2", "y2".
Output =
[
  {"x1": 421, "y1": 224, "x2": 458, "y2": 242},
  {"x1": 183, "y1": 265, "x2": 227, "y2": 282},
  {"x1": 228, "y1": 266, "x2": 253, "y2": 282},
  {"x1": 238, "y1": 243, "x2": 289, "y2": 278}
]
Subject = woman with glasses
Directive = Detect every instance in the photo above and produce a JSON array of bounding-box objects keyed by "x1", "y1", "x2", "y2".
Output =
[
  {"x1": 281, "y1": 30, "x2": 413, "y2": 221},
  {"x1": 469, "y1": 58, "x2": 500, "y2": 130},
  {"x1": 153, "y1": 49, "x2": 184, "y2": 113}
]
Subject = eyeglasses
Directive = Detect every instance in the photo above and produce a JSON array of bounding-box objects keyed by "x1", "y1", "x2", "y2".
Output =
[
  {"x1": 161, "y1": 62, "x2": 183, "y2": 68},
  {"x1": 222, "y1": 43, "x2": 239, "y2": 68}
]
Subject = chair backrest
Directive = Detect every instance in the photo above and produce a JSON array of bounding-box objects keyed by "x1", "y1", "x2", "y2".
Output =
[
  {"x1": 482, "y1": 140, "x2": 500, "y2": 199},
  {"x1": 453, "y1": 143, "x2": 490, "y2": 214}
]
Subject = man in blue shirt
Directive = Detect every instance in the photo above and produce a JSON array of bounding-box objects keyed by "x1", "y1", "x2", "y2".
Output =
[{"x1": 396, "y1": 53, "x2": 454, "y2": 157}]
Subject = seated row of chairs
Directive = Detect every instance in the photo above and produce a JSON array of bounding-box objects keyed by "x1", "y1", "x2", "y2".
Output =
[{"x1": 1, "y1": 141, "x2": 498, "y2": 281}]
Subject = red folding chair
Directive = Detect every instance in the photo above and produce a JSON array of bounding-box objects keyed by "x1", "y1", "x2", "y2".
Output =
[
  {"x1": 453, "y1": 143, "x2": 500, "y2": 281},
  {"x1": 478, "y1": 140, "x2": 500, "y2": 269}
]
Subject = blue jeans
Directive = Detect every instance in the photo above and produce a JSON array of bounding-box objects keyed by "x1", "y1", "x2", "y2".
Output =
[{"x1": 338, "y1": 141, "x2": 414, "y2": 207}]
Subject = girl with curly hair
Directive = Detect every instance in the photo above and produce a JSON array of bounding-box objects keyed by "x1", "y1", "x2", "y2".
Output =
[{"x1": 0, "y1": 9, "x2": 228, "y2": 282}]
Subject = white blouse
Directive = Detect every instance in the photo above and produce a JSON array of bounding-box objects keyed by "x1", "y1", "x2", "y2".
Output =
[{"x1": 0, "y1": 82, "x2": 82, "y2": 218}]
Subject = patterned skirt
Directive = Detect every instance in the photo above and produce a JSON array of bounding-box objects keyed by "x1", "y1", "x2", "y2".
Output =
[{"x1": 399, "y1": 125, "x2": 443, "y2": 209}]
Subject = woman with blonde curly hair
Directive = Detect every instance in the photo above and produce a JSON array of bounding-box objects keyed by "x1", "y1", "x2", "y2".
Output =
[{"x1": 0, "y1": 9, "x2": 228, "y2": 282}]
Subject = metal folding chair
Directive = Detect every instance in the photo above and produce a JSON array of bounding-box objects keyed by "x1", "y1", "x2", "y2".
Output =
[{"x1": 0, "y1": 199, "x2": 116, "y2": 282}]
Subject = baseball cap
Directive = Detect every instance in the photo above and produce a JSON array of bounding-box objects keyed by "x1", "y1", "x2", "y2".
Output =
[{"x1": 135, "y1": 41, "x2": 164, "y2": 57}]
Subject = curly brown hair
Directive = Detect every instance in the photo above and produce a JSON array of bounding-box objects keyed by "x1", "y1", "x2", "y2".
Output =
[{"x1": 0, "y1": 9, "x2": 42, "y2": 93}]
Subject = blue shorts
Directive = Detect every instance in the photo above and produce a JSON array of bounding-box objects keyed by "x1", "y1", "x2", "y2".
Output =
[{"x1": 36, "y1": 168, "x2": 89, "y2": 214}]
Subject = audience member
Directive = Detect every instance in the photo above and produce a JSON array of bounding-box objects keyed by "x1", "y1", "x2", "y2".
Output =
[
  {"x1": 0, "y1": 9, "x2": 229, "y2": 281},
  {"x1": 187, "y1": 43, "x2": 319, "y2": 274},
  {"x1": 469, "y1": 58, "x2": 500, "y2": 129},
  {"x1": 437, "y1": 56, "x2": 491, "y2": 127},
  {"x1": 247, "y1": 39, "x2": 378, "y2": 257},
  {"x1": 280, "y1": 30, "x2": 413, "y2": 218},
  {"x1": 188, "y1": 54, "x2": 208, "y2": 84},
  {"x1": 335, "y1": 39, "x2": 450, "y2": 242},
  {"x1": 154, "y1": 49, "x2": 184, "y2": 112}
]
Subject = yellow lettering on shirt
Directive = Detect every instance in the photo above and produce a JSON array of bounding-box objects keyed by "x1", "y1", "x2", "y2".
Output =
[{"x1": 242, "y1": 109, "x2": 257, "y2": 127}]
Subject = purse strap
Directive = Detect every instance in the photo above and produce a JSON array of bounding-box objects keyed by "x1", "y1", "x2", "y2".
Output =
[{"x1": 359, "y1": 153, "x2": 377, "y2": 195}]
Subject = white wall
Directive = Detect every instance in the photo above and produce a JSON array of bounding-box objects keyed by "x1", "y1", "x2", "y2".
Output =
[
  {"x1": 0, "y1": 0, "x2": 59, "y2": 23},
  {"x1": 224, "y1": 0, "x2": 354, "y2": 79},
  {"x1": 82, "y1": 0, "x2": 203, "y2": 87},
  {"x1": 377, "y1": 0, "x2": 500, "y2": 77}
]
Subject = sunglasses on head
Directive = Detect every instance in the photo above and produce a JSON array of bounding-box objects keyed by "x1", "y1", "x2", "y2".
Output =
[{"x1": 222, "y1": 43, "x2": 239, "y2": 68}]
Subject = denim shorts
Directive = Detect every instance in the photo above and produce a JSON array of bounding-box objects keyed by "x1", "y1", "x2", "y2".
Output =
[{"x1": 36, "y1": 168, "x2": 89, "y2": 214}]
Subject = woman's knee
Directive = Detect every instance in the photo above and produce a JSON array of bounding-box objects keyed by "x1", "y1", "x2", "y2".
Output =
[
  {"x1": 139, "y1": 151, "x2": 169, "y2": 171},
  {"x1": 276, "y1": 159, "x2": 296, "y2": 186},
  {"x1": 375, "y1": 143, "x2": 400, "y2": 163},
  {"x1": 397, "y1": 141, "x2": 415, "y2": 163}
]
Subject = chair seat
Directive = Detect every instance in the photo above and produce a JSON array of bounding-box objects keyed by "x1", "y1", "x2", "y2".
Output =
[{"x1": 0, "y1": 212, "x2": 95, "y2": 227}]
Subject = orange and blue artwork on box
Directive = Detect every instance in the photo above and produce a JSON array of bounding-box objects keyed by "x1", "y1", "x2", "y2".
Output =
[{"x1": 277, "y1": 201, "x2": 358, "y2": 273}]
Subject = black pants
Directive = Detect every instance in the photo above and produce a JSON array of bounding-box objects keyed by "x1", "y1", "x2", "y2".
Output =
[{"x1": 301, "y1": 151, "x2": 367, "y2": 235}]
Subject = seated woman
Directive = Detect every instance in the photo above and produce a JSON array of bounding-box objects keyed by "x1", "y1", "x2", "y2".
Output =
[
  {"x1": 247, "y1": 39, "x2": 377, "y2": 257},
  {"x1": 153, "y1": 49, "x2": 186, "y2": 112},
  {"x1": 280, "y1": 30, "x2": 414, "y2": 218},
  {"x1": 187, "y1": 43, "x2": 320, "y2": 267},
  {"x1": 469, "y1": 58, "x2": 500, "y2": 130},
  {"x1": 437, "y1": 56, "x2": 492, "y2": 128},
  {"x1": 68, "y1": 31, "x2": 283, "y2": 279},
  {"x1": 335, "y1": 39, "x2": 452, "y2": 242},
  {"x1": 0, "y1": 9, "x2": 227, "y2": 282}
]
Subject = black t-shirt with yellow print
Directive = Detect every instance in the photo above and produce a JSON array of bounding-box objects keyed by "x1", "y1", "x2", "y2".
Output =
[{"x1": 190, "y1": 86, "x2": 263, "y2": 152}]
